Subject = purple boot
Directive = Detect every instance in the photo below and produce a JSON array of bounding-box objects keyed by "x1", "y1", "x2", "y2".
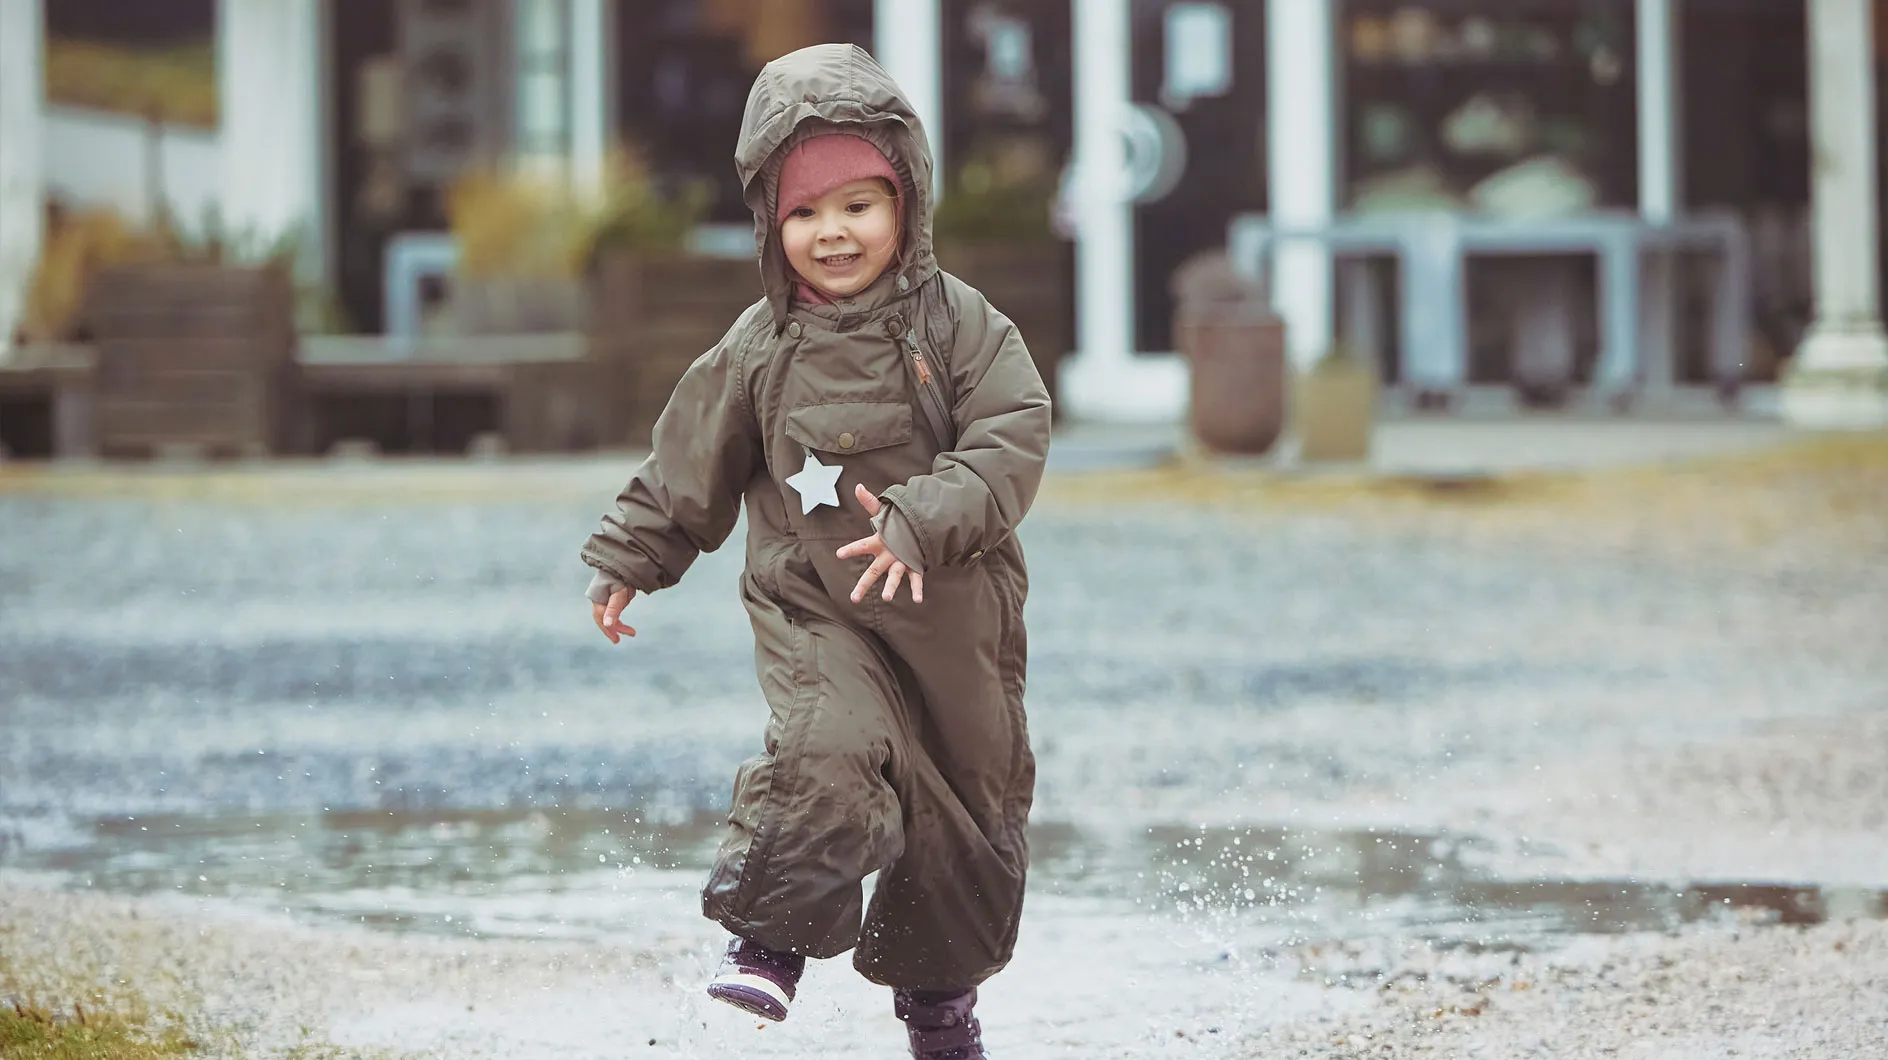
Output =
[
  {"x1": 893, "y1": 989, "x2": 987, "y2": 1060},
  {"x1": 705, "y1": 937, "x2": 805, "y2": 1022}
]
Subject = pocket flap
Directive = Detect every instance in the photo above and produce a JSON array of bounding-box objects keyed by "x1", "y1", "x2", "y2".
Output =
[{"x1": 784, "y1": 401, "x2": 913, "y2": 455}]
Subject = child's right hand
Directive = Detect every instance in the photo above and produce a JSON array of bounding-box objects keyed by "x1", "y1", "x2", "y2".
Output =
[{"x1": 591, "y1": 587, "x2": 637, "y2": 643}]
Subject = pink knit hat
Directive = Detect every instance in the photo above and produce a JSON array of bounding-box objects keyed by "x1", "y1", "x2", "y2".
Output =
[{"x1": 774, "y1": 132, "x2": 901, "y2": 223}]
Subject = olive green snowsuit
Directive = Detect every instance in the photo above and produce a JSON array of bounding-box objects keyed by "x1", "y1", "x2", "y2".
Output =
[{"x1": 580, "y1": 43, "x2": 1050, "y2": 990}]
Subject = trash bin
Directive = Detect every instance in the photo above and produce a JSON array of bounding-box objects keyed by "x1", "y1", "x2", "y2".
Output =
[{"x1": 1171, "y1": 250, "x2": 1287, "y2": 456}]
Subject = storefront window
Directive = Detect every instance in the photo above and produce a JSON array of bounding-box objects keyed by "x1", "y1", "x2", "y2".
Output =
[
  {"x1": 1128, "y1": 0, "x2": 1264, "y2": 351},
  {"x1": 616, "y1": 0, "x2": 875, "y2": 224},
  {"x1": 1340, "y1": 0, "x2": 1637, "y2": 215},
  {"x1": 941, "y1": 0, "x2": 1073, "y2": 196}
]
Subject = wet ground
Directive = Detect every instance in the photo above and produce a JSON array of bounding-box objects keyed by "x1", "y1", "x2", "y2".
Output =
[
  {"x1": 2, "y1": 451, "x2": 1885, "y2": 1056},
  {"x1": 8, "y1": 808, "x2": 1885, "y2": 951}
]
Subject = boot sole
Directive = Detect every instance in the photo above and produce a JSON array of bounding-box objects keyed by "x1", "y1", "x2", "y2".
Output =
[{"x1": 707, "y1": 974, "x2": 791, "y2": 1022}]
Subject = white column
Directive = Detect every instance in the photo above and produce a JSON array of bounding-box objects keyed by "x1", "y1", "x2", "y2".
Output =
[
  {"x1": 1266, "y1": 0, "x2": 1337, "y2": 373},
  {"x1": 874, "y1": 0, "x2": 943, "y2": 191},
  {"x1": 218, "y1": 0, "x2": 324, "y2": 283},
  {"x1": 1637, "y1": 0, "x2": 1681, "y2": 396},
  {"x1": 513, "y1": 0, "x2": 570, "y2": 178},
  {"x1": 1785, "y1": 0, "x2": 1888, "y2": 427},
  {"x1": 1059, "y1": 0, "x2": 1186, "y2": 422},
  {"x1": 0, "y1": 0, "x2": 46, "y2": 357},
  {"x1": 568, "y1": 0, "x2": 613, "y2": 200}
]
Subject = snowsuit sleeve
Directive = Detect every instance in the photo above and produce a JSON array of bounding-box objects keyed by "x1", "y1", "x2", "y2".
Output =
[
  {"x1": 876, "y1": 304, "x2": 1052, "y2": 570},
  {"x1": 580, "y1": 328, "x2": 762, "y2": 594}
]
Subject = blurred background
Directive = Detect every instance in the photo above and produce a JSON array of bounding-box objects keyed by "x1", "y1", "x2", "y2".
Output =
[
  {"x1": 3, "y1": 0, "x2": 1885, "y2": 462},
  {"x1": 2, "y1": 4, "x2": 1887, "y2": 1056}
]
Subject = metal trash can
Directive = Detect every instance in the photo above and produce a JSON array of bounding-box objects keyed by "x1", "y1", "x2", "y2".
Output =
[{"x1": 1171, "y1": 250, "x2": 1287, "y2": 456}]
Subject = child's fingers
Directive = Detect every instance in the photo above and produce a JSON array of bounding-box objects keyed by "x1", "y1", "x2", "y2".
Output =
[
  {"x1": 853, "y1": 483, "x2": 881, "y2": 516},
  {"x1": 882, "y1": 563, "x2": 905, "y2": 601},
  {"x1": 910, "y1": 570, "x2": 924, "y2": 604},
  {"x1": 592, "y1": 606, "x2": 620, "y2": 644},
  {"x1": 601, "y1": 588, "x2": 636, "y2": 640},
  {"x1": 850, "y1": 553, "x2": 893, "y2": 603},
  {"x1": 835, "y1": 534, "x2": 878, "y2": 560}
]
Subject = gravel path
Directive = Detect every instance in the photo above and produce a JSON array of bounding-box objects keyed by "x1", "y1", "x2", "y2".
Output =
[{"x1": 2, "y1": 441, "x2": 1885, "y2": 1057}]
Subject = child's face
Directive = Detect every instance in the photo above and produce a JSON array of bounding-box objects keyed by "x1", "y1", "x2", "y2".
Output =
[{"x1": 779, "y1": 179, "x2": 900, "y2": 299}]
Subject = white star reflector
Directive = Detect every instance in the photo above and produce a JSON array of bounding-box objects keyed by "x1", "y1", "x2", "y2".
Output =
[{"x1": 784, "y1": 448, "x2": 842, "y2": 514}]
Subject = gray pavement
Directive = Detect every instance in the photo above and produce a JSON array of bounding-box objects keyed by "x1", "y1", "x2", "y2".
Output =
[{"x1": 1, "y1": 422, "x2": 1883, "y2": 1058}]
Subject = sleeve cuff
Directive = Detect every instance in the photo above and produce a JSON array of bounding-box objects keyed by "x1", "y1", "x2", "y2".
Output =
[
  {"x1": 872, "y1": 504, "x2": 927, "y2": 573},
  {"x1": 585, "y1": 569, "x2": 627, "y2": 604}
]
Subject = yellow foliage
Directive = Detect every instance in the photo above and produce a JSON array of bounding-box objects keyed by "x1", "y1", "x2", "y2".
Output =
[
  {"x1": 44, "y1": 37, "x2": 218, "y2": 128},
  {"x1": 16, "y1": 209, "x2": 168, "y2": 343},
  {"x1": 446, "y1": 168, "x2": 594, "y2": 280},
  {"x1": 445, "y1": 148, "x2": 712, "y2": 280}
]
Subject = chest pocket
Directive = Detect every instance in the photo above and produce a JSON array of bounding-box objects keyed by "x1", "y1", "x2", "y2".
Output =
[
  {"x1": 784, "y1": 401, "x2": 913, "y2": 456},
  {"x1": 779, "y1": 401, "x2": 917, "y2": 539}
]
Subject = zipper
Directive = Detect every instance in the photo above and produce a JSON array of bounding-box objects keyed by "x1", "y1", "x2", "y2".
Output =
[{"x1": 901, "y1": 326, "x2": 955, "y2": 445}]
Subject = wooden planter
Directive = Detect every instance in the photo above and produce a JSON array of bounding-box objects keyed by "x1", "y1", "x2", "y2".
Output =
[
  {"x1": 84, "y1": 264, "x2": 298, "y2": 458},
  {"x1": 935, "y1": 240, "x2": 1072, "y2": 420},
  {"x1": 588, "y1": 253, "x2": 762, "y2": 448}
]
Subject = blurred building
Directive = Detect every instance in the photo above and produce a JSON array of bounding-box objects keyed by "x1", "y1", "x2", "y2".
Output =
[{"x1": 2, "y1": 0, "x2": 1885, "y2": 428}]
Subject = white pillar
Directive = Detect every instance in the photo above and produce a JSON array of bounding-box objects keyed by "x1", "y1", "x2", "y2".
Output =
[
  {"x1": 1059, "y1": 0, "x2": 1186, "y2": 423},
  {"x1": 1636, "y1": 0, "x2": 1680, "y2": 224},
  {"x1": 1637, "y1": 0, "x2": 1681, "y2": 395},
  {"x1": 1261, "y1": 0, "x2": 1336, "y2": 374},
  {"x1": 513, "y1": 0, "x2": 570, "y2": 178},
  {"x1": 0, "y1": 0, "x2": 46, "y2": 356},
  {"x1": 218, "y1": 0, "x2": 324, "y2": 283},
  {"x1": 874, "y1": 0, "x2": 943, "y2": 192},
  {"x1": 1785, "y1": 0, "x2": 1888, "y2": 427},
  {"x1": 1266, "y1": 0, "x2": 1337, "y2": 372},
  {"x1": 568, "y1": 0, "x2": 613, "y2": 200}
]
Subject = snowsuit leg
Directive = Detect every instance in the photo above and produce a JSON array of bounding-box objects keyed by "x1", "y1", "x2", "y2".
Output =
[
  {"x1": 702, "y1": 557, "x2": 1033, "y2": 990},
  {"x1": 702, "y1": 573, "x2": 908, "y2": 957},
  {"x1": 854, "y1": 552, "x2": 1034, "y2": 990}
]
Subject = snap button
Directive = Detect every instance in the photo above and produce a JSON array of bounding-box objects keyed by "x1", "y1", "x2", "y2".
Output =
[
  {"x1": 896, "y1": 275, "x2": 911, "y2": 292},
  {"x1": 838, "y1": 431, "x2": 856, "y2": 450},
  {"x1": 787, "y1": 321, "x2": 803, "y2": 338}
]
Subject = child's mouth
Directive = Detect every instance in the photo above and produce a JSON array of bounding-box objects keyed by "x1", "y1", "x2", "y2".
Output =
[{"x1": 817, "y1": 253, "x2": 862, "y2": 270}]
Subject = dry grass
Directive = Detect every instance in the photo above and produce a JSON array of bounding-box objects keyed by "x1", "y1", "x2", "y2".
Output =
[
  {"x1": 1044, "y1": 432, "x2": 1888, "y2": 561},
  {"x1": 2, "y1": 433, "x2": 1883, "y2": 564}
]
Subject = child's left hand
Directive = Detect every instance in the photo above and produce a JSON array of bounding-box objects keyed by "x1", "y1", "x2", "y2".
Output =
[{"x1": 836, "y1": 484, "x2": 925, "y2": 605}]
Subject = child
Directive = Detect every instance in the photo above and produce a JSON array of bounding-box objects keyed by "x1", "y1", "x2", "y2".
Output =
[{"x1": 579, "y1": 43, "x2": 1050, "y2": 1059}]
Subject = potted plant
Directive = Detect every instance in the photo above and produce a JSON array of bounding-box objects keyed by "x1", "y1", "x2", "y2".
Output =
[
  {"x1": 444, "y1": 152, "x2": 739, "y2": 450},
  {"x1": 578, "y1": 154, "x2": 756, "y2": 448},
  {"x1": 932, "y1": 143, "x2": 1073, "y2": 420},
  {"x1": 58, "y1": 204, "x2": 302, "y2": 459}
]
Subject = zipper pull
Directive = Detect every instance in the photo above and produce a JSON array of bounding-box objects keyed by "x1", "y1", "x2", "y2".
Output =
[{"x1": 904, "y1": 333, "x2": 933, "y2": 385}]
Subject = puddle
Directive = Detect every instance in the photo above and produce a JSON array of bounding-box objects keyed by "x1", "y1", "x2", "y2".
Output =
[{"x1": 4, "y1": 810, "x2": 1882, "y2": 948}]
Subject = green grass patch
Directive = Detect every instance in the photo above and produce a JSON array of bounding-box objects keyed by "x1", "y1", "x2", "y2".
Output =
[{"x1": 1, "y1": 997, "x2": 197, "y2": 1059}]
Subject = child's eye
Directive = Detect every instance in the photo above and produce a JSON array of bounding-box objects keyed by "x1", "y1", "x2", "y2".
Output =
[
  {"x1": 847, "y1": 201, "x2": 874, "y2": 213},
  {"x1": 790, "y1": 207, "x2": 815, "y2": 219}
]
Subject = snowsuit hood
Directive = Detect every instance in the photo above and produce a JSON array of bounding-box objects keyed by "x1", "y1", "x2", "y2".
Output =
[{"x1": 736, "y1": 43, "x2": 938, "y2": 326}]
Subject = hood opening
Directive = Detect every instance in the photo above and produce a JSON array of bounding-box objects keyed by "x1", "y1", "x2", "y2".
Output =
[{"x1": 734, "y1": 43, "x2": 938, "y2": 325}]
